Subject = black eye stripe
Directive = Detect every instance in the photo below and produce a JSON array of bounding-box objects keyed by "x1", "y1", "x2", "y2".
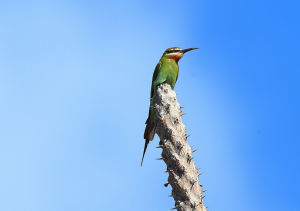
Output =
[{"x1": 167, "y1": 49, "x2": 180, "y2": 53}]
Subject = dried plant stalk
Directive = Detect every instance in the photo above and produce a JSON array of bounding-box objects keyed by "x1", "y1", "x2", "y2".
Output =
[{"x1": 153, "y1": 83, "x2": 207, "y2": 211}]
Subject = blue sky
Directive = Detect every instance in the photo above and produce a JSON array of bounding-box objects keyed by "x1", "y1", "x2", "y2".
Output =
[{"x1": 0, "y1": 0, "x2": 299, "y2": 211}]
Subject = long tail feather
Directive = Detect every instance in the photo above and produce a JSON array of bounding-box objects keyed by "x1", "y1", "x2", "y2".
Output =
[
  {"x1": 141, "y1": 139, "x2": 149, "y2": 166},
  {"x1": 141, "y1": 115, "x2": 156, "y2": 166}
]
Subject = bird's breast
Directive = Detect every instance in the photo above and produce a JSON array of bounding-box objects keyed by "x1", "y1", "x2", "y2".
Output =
[{"x1": 165, "y1": 66, "x2": 178, "y2": 88}]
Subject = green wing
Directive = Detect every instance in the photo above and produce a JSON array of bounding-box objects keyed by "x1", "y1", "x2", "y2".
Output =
[
  {"x1": 175, "y1": 69, "x2": 179, "y2": 84},
  {"x1": 150, "y1": 61, "x2": 162, "y2": 98}
]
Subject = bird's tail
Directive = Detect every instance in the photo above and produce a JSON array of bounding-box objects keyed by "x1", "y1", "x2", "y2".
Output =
[
  {"x1": 141, "y1": 139, "x2": 149, "y2": 166},
  {"x1": 141, "y1": 115, "x2": 156, "y2": 166}
]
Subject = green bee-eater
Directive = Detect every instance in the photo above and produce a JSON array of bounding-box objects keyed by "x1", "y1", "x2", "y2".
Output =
[{"x1": 141, "y1": 47, "x2": 198, "y2": 166}]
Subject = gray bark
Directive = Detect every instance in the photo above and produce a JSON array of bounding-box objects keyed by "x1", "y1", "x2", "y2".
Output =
[{"x1": 153, "y1": 83, "x2": 207, "y2": 211}]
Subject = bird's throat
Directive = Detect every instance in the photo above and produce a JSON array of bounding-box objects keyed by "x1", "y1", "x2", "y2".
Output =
[{"x1": 168, "y1": 54, "x2": 183, "y2": 63}]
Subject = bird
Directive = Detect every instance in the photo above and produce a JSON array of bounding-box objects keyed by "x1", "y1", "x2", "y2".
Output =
[{"x1": 141, "y1": 47, "x2": 198, "y2": 166}]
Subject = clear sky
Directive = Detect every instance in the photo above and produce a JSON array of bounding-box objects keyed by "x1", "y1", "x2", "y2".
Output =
[{"x1": 0, "y1": 1, "x2": 299, "y2": 211}]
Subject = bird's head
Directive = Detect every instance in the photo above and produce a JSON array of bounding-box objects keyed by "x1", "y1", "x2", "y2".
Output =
[{"x1": 162, "y1": 47, "x2": 198, "y2": 62}]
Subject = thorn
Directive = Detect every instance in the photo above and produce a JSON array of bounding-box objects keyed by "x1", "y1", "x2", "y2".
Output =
[
  {"x1": 164, "y1": 169, "x2": 168, "y2": 172},
  {"x1": 185, "y1": 134, "x2": 191, "y2": 139},
  {"x1": 197, "y1": 167, "x2": 201, "y2": 171},
  {"x1": 187, "y1": 153, "x2": 192, "y2": 163},
  {"x1": 173, "y1": 118, "x2": 179, "y2": 124},
  {"x1": 171, "y1": 207, "x2": 176, "y2": 210},
  {"x1": 164, "y1": 183, "x2": 169, "y2": 187},
  {"x1": 156, "y1": 145, "x2": 163, "y2": 148},
  {"x1": 176, "y1": 143, "x2": 183, "y2": 152},
  {"x1": 203, "y1": 190, "x2": 207, "y2": 193},
  {"x1": 159, "y1": 139, "x2": 165, "y2": 145},
  {"x1": 192, "y1": 149, "x2": 198, "y2": 153},
  {"x1": 168, "y1": 195, "x2": 173, "y2": 197},
  {"x1": 190, "y1": 179, "x2": 197, "y2": 189},
  {"x1": 156, "y1": 157, "x2": 163, "y2": 160},
  {"x1": 180, "y1": 106, "x2": 184, "y2": 109},
  {"x1": 180, "y1": 112, "x2": 187, "y2": 116},
  {"x1": 198, "y1": 172, "x2": 203, "y2": 176}
]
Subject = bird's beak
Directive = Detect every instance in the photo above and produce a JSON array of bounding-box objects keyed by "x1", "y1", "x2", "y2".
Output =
[{"x1": 181, "y1": 48, "x2": 199, "y2": 54}]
